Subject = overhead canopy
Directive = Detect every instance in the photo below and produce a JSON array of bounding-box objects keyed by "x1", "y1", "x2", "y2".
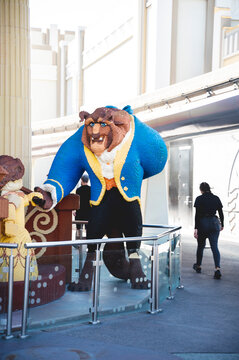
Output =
[
  {"x1": 141, "y1": 89, "x2": 239, "y2": 141},
  {"x1": 126, "y1": 63, "x2": 239, "y2": 141},
  {"x1": 32, "y1": 63, "x2": 239, "y2": 157}
]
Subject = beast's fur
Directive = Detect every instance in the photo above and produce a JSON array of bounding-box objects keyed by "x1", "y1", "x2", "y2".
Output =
[{"x1": 79, "y1": 107, "x2": 131, "y2": 154}]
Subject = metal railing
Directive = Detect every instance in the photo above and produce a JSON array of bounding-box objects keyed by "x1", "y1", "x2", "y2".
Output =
[
  {"x1": 1, "y1": 224, "x2": 181, "y2": 339},
  {"x1": 0, "y1": 243, "x2": 18, "y2": 340},
  {"x1": 19, "y1": 224, "x2": 181, "y2": 337}
]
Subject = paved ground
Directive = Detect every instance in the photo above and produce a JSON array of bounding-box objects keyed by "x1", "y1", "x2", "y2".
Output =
[{"x1": 0, "y1": 232, "x2": 239, "y2": 360}]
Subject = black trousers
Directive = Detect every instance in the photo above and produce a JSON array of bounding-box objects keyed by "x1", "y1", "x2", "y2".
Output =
[{"x1": 87, "y1": 188, "x2": 142, "y2": 253}]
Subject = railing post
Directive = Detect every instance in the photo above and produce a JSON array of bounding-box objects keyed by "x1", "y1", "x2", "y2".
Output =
[
  {"x1": 148, "y1": 240, "x2": 162, "y2": 314},
  {"x1": 90, "y1": 244, "x2": 101, "y2": 324},
  {"x1": 78, "y1": 223, "x2": 84, "y2": 273},
  {"x1": 79, "y1": 223, "x2": 83, "y2": 239},
  {"x1": 75, "y1": 222, "x2": 86, "y2": 274},
  {"x1": 19, "y1": 249, "x2": 31, "y2": 339},
  {"x1": 177, "y1": 233, "x2": 184, "y2": 289},
  {"x1": 4, "y1": 249, "x2": 14, "y2": 340},
  {"x1": 167, "y1": 235, "x2": 174, "y2": 300}
]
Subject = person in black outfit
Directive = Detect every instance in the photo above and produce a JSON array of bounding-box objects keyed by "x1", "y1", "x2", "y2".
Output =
[
  {"x1": 193, "y1": 182, "x2": 224, "y2": 279},
  {"x1": 75, "y1": 173, "x2": 91, "y2": 231}
]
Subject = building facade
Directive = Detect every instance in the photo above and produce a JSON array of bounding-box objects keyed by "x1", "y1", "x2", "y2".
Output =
[{"x1": 29, "y1": 0, "x2": 239, "y2": 239}]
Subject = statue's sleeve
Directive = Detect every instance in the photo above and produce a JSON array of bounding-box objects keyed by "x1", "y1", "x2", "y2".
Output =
[
  {"x1": 43, "y1": 128, "x2": 85, "y2": 206},
  {"x1": 135, "y1": 117, "x2": 168, "y2": 179}
]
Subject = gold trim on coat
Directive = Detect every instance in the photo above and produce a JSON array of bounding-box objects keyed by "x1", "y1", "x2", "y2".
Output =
[
  {"x1": 114, "y1": 116, "x2": 141, "y2": 205},
  {"x1": 84, "y1": 146, "x2": 106, "y2": 206}
]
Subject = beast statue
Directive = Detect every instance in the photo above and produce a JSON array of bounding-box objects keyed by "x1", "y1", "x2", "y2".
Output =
[{"x1": 33, "y1": 105, "x2": 167, "y2": 291}]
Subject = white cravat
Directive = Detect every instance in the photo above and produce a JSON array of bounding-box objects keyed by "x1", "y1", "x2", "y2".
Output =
[{"x1": 96, "y1": 122, "x2": 132, "y2": 179}]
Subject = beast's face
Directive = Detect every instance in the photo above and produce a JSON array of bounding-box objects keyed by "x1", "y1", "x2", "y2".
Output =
[
  {"x1": 79, "y1": 107, "x2": 131, "y2": 157},
  {"x1": 84, "y1": 116, "x2": 112, "y2": 156}
]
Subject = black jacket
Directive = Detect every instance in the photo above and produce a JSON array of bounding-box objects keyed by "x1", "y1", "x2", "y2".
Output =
[{"x1": 194, "y1": 192, "x2": 224, "y2": 229}]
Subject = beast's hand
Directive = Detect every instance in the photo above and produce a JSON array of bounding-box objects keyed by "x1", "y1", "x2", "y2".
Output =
[
  {"x1": 27, "y1": 192, "x2": 43, "y2": 207},
  {"x1": 32, "y1": 187, "x2": 53, "y2": 210}
]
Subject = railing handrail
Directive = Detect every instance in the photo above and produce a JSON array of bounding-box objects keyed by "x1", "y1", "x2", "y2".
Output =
[
  {"x1": 72, "y1": 220, "x2": 88, "y2": 224},
  {"x1": 143, "y1": 224, "x2": 181, "y2": 229},
  {"x1": 24, "y1": 225, "x2": 181, "y2": 249},
  {"x1": 0, "y1": 243, "x2": 18, "y2": 249},
  {"x1": 26, "y1": 235, "x2": 157, "y2": 249},
  {"x1": 73, "y1": 220, "x2": 181, "y2": 230}
]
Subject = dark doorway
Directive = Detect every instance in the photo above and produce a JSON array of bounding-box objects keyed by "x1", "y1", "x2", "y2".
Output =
[{"x1": 168, "y1": 139, "x2": 193, "y2": 227}]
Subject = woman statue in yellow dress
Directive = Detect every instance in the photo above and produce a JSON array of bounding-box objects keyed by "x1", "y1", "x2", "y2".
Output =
[{"x1": 0, "y1": 156, "x2": 42, "y2": 282}]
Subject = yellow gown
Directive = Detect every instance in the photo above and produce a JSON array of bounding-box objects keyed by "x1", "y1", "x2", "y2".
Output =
[{"x1": 0, "y1": 191, "x2": 40, "y2": 282}]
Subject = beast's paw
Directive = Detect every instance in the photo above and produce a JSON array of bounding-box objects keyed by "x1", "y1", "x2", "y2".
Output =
[
  {"x1": 129, "y1": 257, "x2": 151, "y2": 290},
  {"x1": 68, "y1": 281, "x2": 92, "y2": 292},
  {"x1": 131, "y1": 278, "x2": 151, "y2": 290}
]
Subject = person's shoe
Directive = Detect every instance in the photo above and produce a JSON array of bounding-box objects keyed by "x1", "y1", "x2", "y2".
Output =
[
  {"x1": 193, "y1": 263, "x2": 201, "y2": 273},
  {"x1": 214, "y1": 269, "x2": 221, "y2": 279}
]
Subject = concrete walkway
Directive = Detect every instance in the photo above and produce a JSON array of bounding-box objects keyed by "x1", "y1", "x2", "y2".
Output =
[{"x1": 1, "y1": 233, "x2": 239, "y2": 360}]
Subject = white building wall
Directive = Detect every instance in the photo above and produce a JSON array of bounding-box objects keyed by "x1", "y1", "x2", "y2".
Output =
[
  {"x1": 66, "y1": 77, "x2": 74, "y2": 115},
  {"x1": 30, "y1": 1, "x2": 239, "y2": 233},
  {"x1": 212, "y1": 7, "x2": 231, "y2": 70},
  {"x1": 31, "y1": 28, "x2": 44, "y2": 45},
  {"x1": 145, "y1": 3, "x2": 156, "y2": 92},
  {"x1": 145, "y1": 0, "x2": 173, "y2": 91},
  {"x1": 175, "y1": 0, "x2": 207, "y2": 82},
  {"x1": 66, "y1": 38, "x2": 79, "y2": 115},
  {"x1": 231, "y1": 0, "x2": 239, "y2": 19},
  {"x1": 31, "y1": 27, "x2": 76, "y2": 122},
  {"x1": 193, "y1": 130, "x2": 239, "y2": 238},
  {"x1": 31, "y1": 79, "x2": 57, "y2": 122},
  {"x1": 31, "y1": 45, "x2": 58, "y2": 122},
  {"x1": 144, "y1": 170, "x2": 169, "y2": 231},
  {"x1": 32, "y1": 156, "x2": 55, "y2": 188},
  {"x1": 83, "y1": 39, "x2": 137, "y2": 106}
]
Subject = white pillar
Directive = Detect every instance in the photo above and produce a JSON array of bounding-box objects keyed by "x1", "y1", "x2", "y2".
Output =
[
  {"x1": 59, "y1": 40, "x2": 67, "y2": 117},
  {"x1": 146, "y1": 0, "x2": 173, "y2": 91},
  {"x1": 76, "y1": 27, "x2": 85, "y2": 109},
  {"x1": 0, "y1": 0, "x2": 31, "y2": 187},
  {"x1": 49, "y1": 24, "x2": 59, "y2": 52},
  {"x1": 144, "y1": 170, "x2": 169, "y2": 228},
  {"x1": 154, "y1": 0, "x2": 173, "y2": 88},
  {"x1": 133, "y1": 0, "x2": 147, "y2": 95}
]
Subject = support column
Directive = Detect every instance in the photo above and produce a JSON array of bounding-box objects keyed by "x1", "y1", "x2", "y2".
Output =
[
  {"x1": 76, "y1": 26, "x2": 85, "y2": 109},
  {"x1": 154, "y1": 0, "x2": 173, "y2": 89},
  {"x1": 144, "y1": 170, "x2": 169, "y2": 226},
  {"x1": 0, "y1": 0, "x2": 31, "y2": 187},
  {"x1": 59, "y1": 40, "x2": 67, "y2": 117},
  {"x1": 133, "y1": 0, "x2": 147, "y2": 95}
]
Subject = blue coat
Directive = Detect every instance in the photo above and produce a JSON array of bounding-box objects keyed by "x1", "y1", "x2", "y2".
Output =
[{"x1": 44, "y1": 111, "x2": 168, "y2": 206}]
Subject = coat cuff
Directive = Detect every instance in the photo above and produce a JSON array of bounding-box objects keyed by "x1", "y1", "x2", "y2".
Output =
[{"x1": 41, "y1": 183, "x2": 58, "y2": 211}]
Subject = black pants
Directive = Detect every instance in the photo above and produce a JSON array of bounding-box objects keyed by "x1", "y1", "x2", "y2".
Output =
[
  {"x1": 196, "y1": 216, "x2": 221, "y2": 268},
  {"x1": 87, "y1": 188, "x2": 142, "y2": 253}
]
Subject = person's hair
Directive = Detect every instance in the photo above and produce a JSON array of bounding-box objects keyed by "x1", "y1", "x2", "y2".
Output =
[
  {"x1": 199, "y1": 182, "x2": 211, "y2": 193},
  {"x1": 81, "y1": 174, "x2": 89, "y2": 183},
  {"x1": 0, "y1": 155, "x2": 25, "y2": 189}
]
